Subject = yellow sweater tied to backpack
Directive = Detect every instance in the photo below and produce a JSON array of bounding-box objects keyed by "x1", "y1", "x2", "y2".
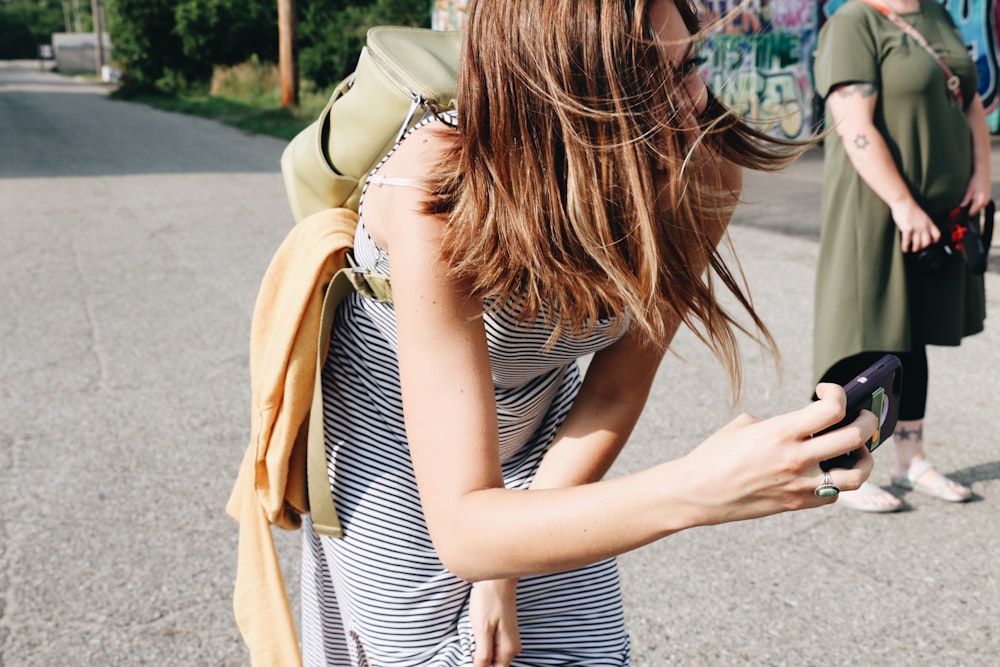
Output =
[{"x1": 227, "y1": 207, "x2": 359, "y2": 667}]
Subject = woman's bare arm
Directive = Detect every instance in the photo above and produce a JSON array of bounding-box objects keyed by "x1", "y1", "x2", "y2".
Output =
[
  {"x1": 369, "y1": 124, "x2": 876, "y2": 583},
  {"x1": 825, "y1": 82, "x2": 940, "y2": 252},
  {"x1": 962, "y1": 94, "x2": 993, "y2": 214}
]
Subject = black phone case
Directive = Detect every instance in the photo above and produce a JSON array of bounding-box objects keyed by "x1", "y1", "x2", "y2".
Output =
[{"x1": 817, "y1": 354, "x2": 904, "y2": 471}]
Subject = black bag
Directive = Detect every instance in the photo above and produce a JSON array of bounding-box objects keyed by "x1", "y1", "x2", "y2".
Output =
[{"x1": 915, "y1": 200, "x2": 994, "y2": 275}]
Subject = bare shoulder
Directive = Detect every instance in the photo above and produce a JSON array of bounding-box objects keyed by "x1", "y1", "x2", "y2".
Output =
[
  {"x1": 362, "y1": 118, "x2": 458, "y2": 249},
  {"x1": 382, "y1": 117, "x2": 457, "y2": 177}
]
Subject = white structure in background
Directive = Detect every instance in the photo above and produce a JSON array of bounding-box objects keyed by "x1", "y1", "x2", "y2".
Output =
[{"x1": 51, "y1": 32, "x2": 111, "y2": 75}]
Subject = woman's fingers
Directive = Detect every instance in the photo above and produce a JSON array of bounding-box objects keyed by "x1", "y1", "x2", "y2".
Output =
[
  {"x1": 722, "y1": 382, "x2": 848, "y2": 445},
  {"x1": 811, "y1": 447, "x2": 874, "y2": 502},
  {"x1": 771, "y1": 382, "x2": 847, "y2": 439},
  {"x1": 470, "y1": 581, "x2": 521, "y2": 667},
  {"x1": 808, "y1": 402, "x2": 879, "y2": 469},
  {"x1": 743, "y1": 383, "x2": 879, "y2": 469},
  {"x1": 684, "y1": 385, "x2": 878, "y2": 521}
]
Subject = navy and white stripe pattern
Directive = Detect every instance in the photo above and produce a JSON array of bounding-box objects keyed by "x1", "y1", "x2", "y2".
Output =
[{"x1": 300, "y1": 113, "x2": 632, "y2": 666}]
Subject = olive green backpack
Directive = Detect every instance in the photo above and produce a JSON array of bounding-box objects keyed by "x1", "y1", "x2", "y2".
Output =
[
  {"x1": 283, "y1": 27, "x2": 461, "y2": 537},
  {"x1": 280, "y1": 26, "x2": 463, "y2": 222}
]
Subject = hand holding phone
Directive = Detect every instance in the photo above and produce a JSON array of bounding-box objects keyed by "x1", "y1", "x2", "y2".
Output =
[{"x1": 814, "y1": 354, "x2": 903, "y2": 471}]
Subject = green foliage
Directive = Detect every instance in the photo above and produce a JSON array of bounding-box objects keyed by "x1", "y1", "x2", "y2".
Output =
[
  {"x1": 106, "y1": 1, "x2": 435, "y2": 140},
  {"x1": 0, "y1": 0, "x2": 66, "y2": 58},
  {"x1": 174, "y1": 0, "x2": 277, "y2": 67},
  {"x1": 107, "y1": 0, "x2": 276, "y2": 89},
  {"x1": 210, "y1": 55, "x2": 281, "y2": 99},
  {"x1": 113, "y1": 60, "x2": 331, "y2": 141},
  {"x1": 106, "y1": 0, "x2": 193, "y2": 85},
  {"x1": 0, "y1": 13, "x2": 35, "y2": 59},
  {"x1": 104, "y1": 0, "x2": 428, "y2": 95},
  {"x1": 299, "y1": 0, "x2": 431, "y2": 90}
]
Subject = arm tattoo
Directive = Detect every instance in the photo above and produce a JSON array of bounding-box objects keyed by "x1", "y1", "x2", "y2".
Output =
[
  {"x1": 853, "y1": 133, "x2": 870, "y2": 150},
  {"x1": 835, "y1": 82, "x2": 877, "y2": 98}
]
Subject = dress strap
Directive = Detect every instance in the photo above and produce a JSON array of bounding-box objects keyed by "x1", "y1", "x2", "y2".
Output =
[{"x1": 367, "y1": 174, "x2": 426, "y2": 189}]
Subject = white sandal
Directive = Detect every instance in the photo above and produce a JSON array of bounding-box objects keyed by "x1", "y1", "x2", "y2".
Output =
[
  {"x1": 835, "y1": 481, "x2": 904, "y2": 513},
  {"x1": 891, "y1": 459, "x2": 972, "y2": 503}
]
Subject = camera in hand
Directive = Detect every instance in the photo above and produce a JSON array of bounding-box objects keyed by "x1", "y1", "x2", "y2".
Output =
[
  {"x1": 915, "y1": 242, "x2": 949, "y2": 273},
  {"x1": 915, "y1": 201, "x2": 993, "y2": 275}
]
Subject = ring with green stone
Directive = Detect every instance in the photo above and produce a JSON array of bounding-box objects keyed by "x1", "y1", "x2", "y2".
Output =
[{"x1": 814, "y1": 471, "x2": 841, "y2": 498}]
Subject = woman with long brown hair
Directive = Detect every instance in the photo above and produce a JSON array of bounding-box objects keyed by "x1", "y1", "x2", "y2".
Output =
[{"x1": 300, "y1": 0, "x2": 876, "y2": 664}]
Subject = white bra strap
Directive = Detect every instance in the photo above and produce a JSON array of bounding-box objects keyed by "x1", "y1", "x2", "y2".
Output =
[{"x1": 367, "y1": 174, "x2": 425, "y2": 189}]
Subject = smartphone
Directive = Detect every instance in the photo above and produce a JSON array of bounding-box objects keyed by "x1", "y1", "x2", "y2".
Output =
[{"x1": 815, "y1": 354, "x2": 903, "y2": 471}]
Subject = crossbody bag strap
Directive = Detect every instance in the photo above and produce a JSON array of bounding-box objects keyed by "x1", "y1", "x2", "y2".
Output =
[
  {"x1": 308, "y1": 258, "x2": 393, "y2": 538},
  {"x1": 856, "y1": 0, "x2": 963, "y2": 103}
]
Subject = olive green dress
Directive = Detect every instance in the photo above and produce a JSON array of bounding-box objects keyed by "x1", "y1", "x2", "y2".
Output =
[{"x1": 812, "y1": 0, "x2": 985, "y2": 385}]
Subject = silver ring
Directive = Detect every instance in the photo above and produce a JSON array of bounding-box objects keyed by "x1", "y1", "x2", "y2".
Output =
[{"x1": 814, "y1": 471, "x2": 841, "y2": 498}]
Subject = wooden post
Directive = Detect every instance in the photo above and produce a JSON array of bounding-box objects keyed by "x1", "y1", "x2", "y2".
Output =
[
  {"x1": 91, "y1": 0, "x2": 105, "y2": 76},
  {"x1": 278, "y1": 0, "x2": 299, "y2": 107}
]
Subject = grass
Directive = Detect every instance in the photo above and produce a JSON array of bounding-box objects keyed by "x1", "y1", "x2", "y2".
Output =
[{"x1": 110, "y1": 59, "x2": 332, "y2": 141}]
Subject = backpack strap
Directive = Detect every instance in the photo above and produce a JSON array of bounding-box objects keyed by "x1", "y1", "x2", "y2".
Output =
[
  {"x1": 308, "y1": 259, "x2": 392, "y2": 537},
  {"x1": 856, "y1": 0, "x2": 963, "y2": 104}
]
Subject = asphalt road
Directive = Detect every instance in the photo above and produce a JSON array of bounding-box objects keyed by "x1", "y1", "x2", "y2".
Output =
[{"x1": 2, "y1": 60, "x2": 998, "y2": 666}]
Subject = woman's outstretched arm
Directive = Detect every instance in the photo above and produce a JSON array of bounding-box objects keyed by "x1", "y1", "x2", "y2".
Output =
[{"x1": 373, "y1": 125, "x2": 876, "y2": 583}]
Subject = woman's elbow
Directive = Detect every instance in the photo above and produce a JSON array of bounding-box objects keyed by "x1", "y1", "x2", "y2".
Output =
[
  {"x1": 423, "y1": 490, "x2": 522, "y2": 581},
  {"x1": 432, "y1": 533, "x2": 495, "y2": 582}
]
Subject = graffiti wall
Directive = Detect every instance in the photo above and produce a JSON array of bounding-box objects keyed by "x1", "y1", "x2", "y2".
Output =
[
  {"x1": 430, "y1": 0, "x2": 819, "y2": 139},
  {"x1": 430, "y1": 0, "x2": 1000, "y2": 132},
  {"x1": 700, "y1": 0, "x2": 818, "y2": 139},
  {"x1": 431, "y1": 0, "x2": 469, "y2": 31}
]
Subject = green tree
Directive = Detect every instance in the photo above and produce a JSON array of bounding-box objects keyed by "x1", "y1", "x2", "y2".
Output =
[
  {"x1": 102, "y1": 0, "x2": 427, "y2": 93},
  {"x1": 0, "y1": 13, "x2": 35, "y2": 59},
  {"x1": 298, "y1": 0, "x2": 430, "y2": 90},
  {"x1": 174, "y1": 0, "x2": 278, "y2": 68},
  {"x1": 108, "y1": 0, "x2": 278, "y2": 91},
  {"x1": 0, "y1": 0, "x2": 66, "y2": 58},
  {"x1": 106, "y1": 0, "x2": 193, "y2": 88}
]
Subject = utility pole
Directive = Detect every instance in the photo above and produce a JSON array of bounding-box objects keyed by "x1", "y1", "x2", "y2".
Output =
[
  {"x1": 91, "y1": 0, "x2": 105, "y2": 76},
  {"x1": 278, "y1": 0, "x2": 299, "y2": 107}
]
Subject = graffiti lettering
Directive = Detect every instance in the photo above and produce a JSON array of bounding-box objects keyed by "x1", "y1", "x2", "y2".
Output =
[
  {"x1": 709, "y1": 69, "x2": 806, "y2": 139},
  {"x1": 706, "y1": 33, "x2": 803, "y2": 70}
]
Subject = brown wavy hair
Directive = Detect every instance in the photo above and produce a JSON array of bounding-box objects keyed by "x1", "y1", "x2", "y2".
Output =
[{"x1": 425, "y1": 0, "x2": 809, "y2": 398}]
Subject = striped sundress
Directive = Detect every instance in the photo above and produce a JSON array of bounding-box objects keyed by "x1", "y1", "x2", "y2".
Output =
[{"x1": 300, "y1": 114, "x2": 632, "y2": 666}]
